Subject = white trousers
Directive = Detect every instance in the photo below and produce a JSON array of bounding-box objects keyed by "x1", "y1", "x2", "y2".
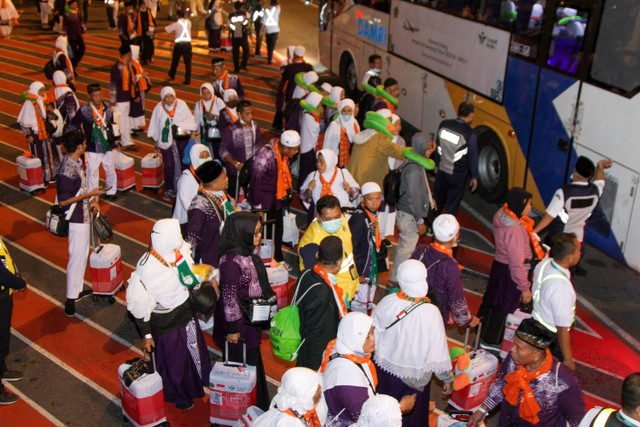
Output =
[
  {"x1": 67, "y1": 222, "x2": 91, "y2": 299},
  {"x1": 40, "y1": 2, "x2": 50, "y2": 25},
  {"x1": 117, "y1": 101, "x2": 133, "y2": 147},
  {"x1": 86, "y1": 151, "x2": 117, "y2": 195}
]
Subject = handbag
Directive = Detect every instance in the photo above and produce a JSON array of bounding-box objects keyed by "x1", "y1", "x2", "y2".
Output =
[
  {"x1": 189, "y1": 280, "x2": 218, "y2": 317},
  {"x1": 106, "y1": 123, "x2": 121, "y2": 144},
  {"x1": 282, "y1": 209, "x2": 299, "y2": 247},
  {"x1": 46, "y1": 189, "x2": 82, "y2": 237},
  {"x1": 93, "y1": 212, "x2": 113, "y2": 241},
  {"x1": 241, "y1": 294, "x2": 278, "y2": 325},
  {"x1": 172, "y1": 124, "x2": 192, "y2": 141}
]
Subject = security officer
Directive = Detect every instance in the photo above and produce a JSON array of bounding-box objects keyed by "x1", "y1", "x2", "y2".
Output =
[
  {"x1": 0, "y1": 239, "x2": 26, "y2": 405},
  {"x1": 578, "y1": 372, "x2": 640, "y2": 427},
  {"x1": 165, "y1": 9, "x2": 192, "y2": 85},
  {"x1": 433, "y1": 101, "x2": 479, "y2": 216},
  {"x1": 228, "y1": 1, "x2": 250, "y2": 73}
]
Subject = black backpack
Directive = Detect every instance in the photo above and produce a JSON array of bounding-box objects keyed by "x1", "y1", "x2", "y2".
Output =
[
  {"x1": 382, "y1": 165, "x2": 405, "y2": 207},
  {"x1": 44, "y1": 59, "x2": 56, "y2": 80}
]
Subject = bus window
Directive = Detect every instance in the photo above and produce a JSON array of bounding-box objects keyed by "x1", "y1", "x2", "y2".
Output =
[
  {"x1": 507, "y1": 0, "x2": 546, "y2": 60},
  {"x1": 590, "y1": 1, "x2": 640, "y2": 95},
  {"x1": 546, "y1": 5, "x2": 589, "y2": 74}
]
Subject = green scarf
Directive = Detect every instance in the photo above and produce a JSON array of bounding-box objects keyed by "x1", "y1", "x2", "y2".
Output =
[
  {"x1": 161, "y1": 118, "x2": 171, "y2": 144},
  {"x1": 93, "y1": 121, "x2": 112, "y2": 152}
]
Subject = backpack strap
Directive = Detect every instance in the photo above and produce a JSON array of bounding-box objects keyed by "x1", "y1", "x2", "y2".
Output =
[
  {"x1": 384, "y1": 301, "x2": 425, "y2": 329},
  {"x1": 329, "y1": 354, "x2": 376, "y2": 395}
]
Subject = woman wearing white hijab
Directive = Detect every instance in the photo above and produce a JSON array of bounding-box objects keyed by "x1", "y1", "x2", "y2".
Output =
[
  {"x1": 324, "y1": 86, "x2": 345, "y2": 123},
  {"x1": 17, "y1": 81, "x2": 57, "y2": 182},
  {"x1": 51, "y1": 70, "x2": 79, "y2": 123},
  {"x1": 148, "y1": 86, "x2": 197, "y2": 199},
  {"x1": 372, "y1": 259, "x2": 454, "y2": 426},
  {"x1": 323, "y1": 99, "x2": 360, "y2": 168},
  {"x1": 300, "y1": 149, "x2": 360, "y2": 211},
  {"x1": 173, "y1": 143, "x2": 212, "y2": 233},
  {"x1": 253, "y1": 367, "x2": 323, "y2": 426},
  {"x1": 193, "y1": 82, "x2": 225, "y2": 155},
  {"x1": 52, "y1": 36, "x2": 75, "y2": 91},
  {"x1": 356, "y1": 394, "x2": 402, "y2": 427},
  {"x1": 217, "y1": 88, "x2": 238, "y2": 134}
]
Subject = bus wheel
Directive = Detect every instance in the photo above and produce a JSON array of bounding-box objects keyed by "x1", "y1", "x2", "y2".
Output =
[
  {"x1": 340, "y1": 54, "x2": 358, "y2": 97},
  {"x1": 477, "y1": 131, "x2": 508, "y2": 202}
]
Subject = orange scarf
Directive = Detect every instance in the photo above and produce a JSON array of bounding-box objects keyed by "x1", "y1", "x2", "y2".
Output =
[
  {"x1": 137, "y1": 8, "x2": 154, "y2": 37},
  {"x1": 503, "y1": 349, "x2": 553, "y2": 424},
  {"x1": 48, "y1": 84, "x2": 68, "y2": 104},
  {"x1": 383, "y1": 98, "x2": 395, "y2": 114},
  {"x1": 311, "y1": 111, "x2": 325, "y2": 152},
  {"x1": 319, "y1": 168, "x2": 337, "y2": 197},
  {"x1": 362, "y1": 205, "x2": 381, "y2": 250},
  {"x1": 502, "y1": 203, "x2": 545, "y2": 260},
  {"x1": 218, "y1": 70, "x2": 230, "y2": 90},
  {"x1": 91, "y1": 102, "x2": 105, "y2": 127},
  {"x1": 120, "y1": 60, "x2": 136, "y2": 98},
  {"x1": 131, "y1": 60, "x2": 149, "y2": 92},
  {"x1": 338, "y1": 122, "x2": 357, "y2": 167},
  {"x1": 431, "y1": 241, "x2": 464, "y2": 270},
  {"x1": 274, "y1": 142, "x2": 292, "y2": 200},
  {"x1": 317, "y1": 338, "x2": 378, "y2": 389},
  {"x1": 396, "y1": 290, "x2": 430, "y2": 304},
  {"x1": 190, "y1": 165, "x2": 202, "y2": 184},
  {"x1": 292, "y1": 57, "x2": 305, "y2": 64},
  {"x1": 162, "y1": 101, "x2": 177, "y2": 118},
  {"x1": 32, "y1": 100, "x2": 48, "y2": 140},
  {"x1": 313, "y1": 264, "x2": 347, "y2": 317},
  {"x1": 56, "y1": 48, "x2": 76, "y2": 87},
  {"x1": 127, "y1": 13, "x2": 134, "y2": 33},
  {"x1": 225, "y1": 107, "x2": 237, "y2": 122},
  {"x1": 284, "y1": 409, "x2": 322, "y2": 427}
]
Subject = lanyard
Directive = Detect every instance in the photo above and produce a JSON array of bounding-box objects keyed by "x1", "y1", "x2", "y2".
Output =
[{"x1": 90, "y1": 102, "x2": 105, "y2": 128}]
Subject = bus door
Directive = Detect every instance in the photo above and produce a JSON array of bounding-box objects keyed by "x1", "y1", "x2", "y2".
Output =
[{"x1": 527, "y1": 1, "x2": 594, "y2": 204}]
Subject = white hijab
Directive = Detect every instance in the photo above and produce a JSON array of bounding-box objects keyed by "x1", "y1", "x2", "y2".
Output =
[
  {"x1": 52, "y1": 70, "x2": 77, "y2": 102},
  {"x1": 54, "y1": 36, "x2": 74, "y2": 75},
  {"x1": 372, "y1": 260, "x2": 451, "y2": 385},
  {"x1": 130, "y1": 44, "x2": 140, "y2": 62},
  {"x1": 17, "y1": 82, "x2": 46, "y2": 132},
  {"x1": 356, "y1": 395, "x2": 402, "y2": 427},
  {"x1": 335, "y1": 312, "x2": 373, "y2": 358},
  {"x1": 330, "y1": 86, "x2": 344, "y2": 104},
  {"x1": 273, "y1": 367, "x2": 319, "y2": 414},
  {"x1": 148, "y1": 86, "x2": 197, "y2": 149},
  {"x1": 318, "y1": 148, "x2": 338, "y2": 182},
  {"x1": 200, "y1": 82, "x2": 216, "y2": 111},
  {"x1": 337, "y1": 99, "x2": 359, "y2": 139},
  {"x1": 189, "y1": 143, "x2": 212, "y2": 168}
]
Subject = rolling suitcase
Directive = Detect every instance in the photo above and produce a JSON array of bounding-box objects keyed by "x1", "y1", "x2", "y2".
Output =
[
  {"x1": 118, "y1": 351, "x2": 167, "y2": 427},
  {"x1": 266, "y1": 263, "x2": 289, "y2": 309},
  {"x1": 16, "y1": 150, "x2": 45, "y2": 194},
  {"x1": 141, "y1": 153, "x2": 164, "y2": 190},
  {"x1": 210, "y1": 340, "x2": 257, "y2": 426},
  {"x1": 89, "y1": 221, "x2": 123, "y2": 299},
  {"x1": 113, "y1": 150, "x2": 136, "y2": 192},
  {"x1": 500, "y1": 309, "x2": 532, "y2": 359},
  {"x1": 449, "y1": 323, "x2": 498, "y2": 411},
  {"x1": 233, "y1": 406, "x2": 265, "y2": 426}
]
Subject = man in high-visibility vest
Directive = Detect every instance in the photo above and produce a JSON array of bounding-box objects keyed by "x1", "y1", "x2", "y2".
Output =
[
  {"x1": 531, "y1": 232, "x2": 581, "y2": 371},
  {"x1": 578, "y1": 372, "x2": 640, "y2": 427},
  {"x1": 166, "y1": 9, "x2": 192, "y2": 85},
  {"x1": 0, "y1": 239, "x2": 27, "y2": 405}
]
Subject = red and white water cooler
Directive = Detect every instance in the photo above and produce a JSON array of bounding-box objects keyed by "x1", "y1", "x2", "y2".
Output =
[
  {"x1": 16, "y1": 151, "x2": 45, "y2": 193},
  {"x1": 449, "y1": 349, "x2": 499, "y2": 411},
  {"x1": 113, "y1": 151, "x2": 136, "y2": 191},
  {"x1": 267, "y1": 263, "x2": 290, "y2": 309},
  {"x1": 118, "y1": 359, "x2": 166, "y2": 427},
  {"x1": 141, "y1": 153, "x2": 164, "y2": 189},
  {"x1": 90, "y1": 243, "x2": 123, "y2": 295}
]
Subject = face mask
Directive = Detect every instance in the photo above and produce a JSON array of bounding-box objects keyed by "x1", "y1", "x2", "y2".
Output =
[
  {"x1": 128, "y1": 9, "x2": 134, "y2": 13},
  {"x1": 373, "y1": 68, "x2": 381, "y2": 73},
  {"x1": 341, "y1": 114, "x2": 352, "y2": 122},
  {"x1": 212, "y1": 190, "x2": 225, "y2": 197},
  {"x1": 197, "y1": 157, "x2": 211, "y2": 167},
  {"x1": 227, "y1": 101, "x2": 238, "y2": 109},
  {"x1": 327, "y1": 273, "x2": 338, "y2": 285},
  {"x1": 321, "y1": 218, "x2": 342, "y2": 234},
  {"x1": 239, "y1": 118, "x2": 248, "y2": 125}
]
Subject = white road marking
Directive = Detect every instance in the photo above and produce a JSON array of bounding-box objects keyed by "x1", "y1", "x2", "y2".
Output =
[{"x1": 4, "y1": 383, "x2": 66, "y2": 427}]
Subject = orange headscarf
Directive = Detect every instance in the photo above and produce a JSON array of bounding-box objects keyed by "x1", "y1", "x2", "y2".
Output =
[{"x1": 503, "y1": 349, "x2": 553, "y2": 424}]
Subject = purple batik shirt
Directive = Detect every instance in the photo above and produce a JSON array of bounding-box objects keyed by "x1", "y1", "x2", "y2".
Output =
[
  {"x1": 184, "y1": 194, "x2": 223, "y2": 267},
  {"x1": 219, "y1": 120, "x2": 262, "y2": 177},
  {"x1": 411, "y1": 245, "x2": 473, "y2": 328},
  {"x1": 57, "y1": 155, "x2": 90, "y2": 224},
  {"x1": 483, "y1": 354, "x2": 586, "y2": 427},
  {"x1": 66, "y1": 102, "x2": 115, "y2": 153},
  {"x1": 247, "y1": 142, "x2": 279, "y2": 211}
]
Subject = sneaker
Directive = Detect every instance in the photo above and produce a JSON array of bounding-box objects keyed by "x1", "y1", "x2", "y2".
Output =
[
  {"x1": 162, "y1": 192, "x2": 172, "y2": 201},
  {"x1": 0, "y1": 390, "x2": 19, "y2": 405},
  {"x1": 167, "y1": 189, "x2": 177, "y2": 198},
  {"x1": 175, "y1": 401, "x2": 194, "y2": 410},
  {"x1": 65, "y1": 299, "x2": 75, "y2": 317},
  {"x1": 2, "y1": 370, "x2": 23, "y2": 382}
]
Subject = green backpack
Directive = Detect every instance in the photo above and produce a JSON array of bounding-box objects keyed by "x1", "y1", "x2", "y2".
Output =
[{"x1": 270, "y1": 270, "x2": 321, "y2": 361}]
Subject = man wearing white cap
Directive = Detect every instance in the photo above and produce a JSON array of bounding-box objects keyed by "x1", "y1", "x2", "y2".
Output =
[
  {"x1": 273, "y1": 45, "x2": 313, "y2": 130},
  {"x1": 298, "y1": 92, "x2": 325, "y2": 191},
  {"x1": 247, "y1": 130, "x2": 300, "y2": 262},
  {"x1": 411, "y1": 214, "x2": 479, "y2": 329},
  {"x1": 349, "y1": 182, "x2": 385, "y2": 314}
]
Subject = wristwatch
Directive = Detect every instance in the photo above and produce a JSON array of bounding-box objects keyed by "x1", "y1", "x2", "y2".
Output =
[
  {"x1": 478, "y1": 407, "x2": 489, "y2": 417},
  {"x1": 144, "y1": 334, "x2": 153, "y2": 339}
]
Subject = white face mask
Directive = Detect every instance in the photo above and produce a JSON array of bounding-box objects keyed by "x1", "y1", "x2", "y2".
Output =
[
  {"x1": 239, "y1": 118, "x2": 248, "y2": 125},
  {"x1": 341, "y1": 114, "x2": 352, "y2": 122},
  {"x1": 327, "y1": 273, "x2": 338, "y2": 285},
  {"x1": 373, "y1": 68, "x2": 381, "y2": 73},
  {"x1": 321, "y1": 218, "x2": 342, "y2": 234},
  {"x1": 197, "y1": 157, "x2": 211, "y2": 168}
]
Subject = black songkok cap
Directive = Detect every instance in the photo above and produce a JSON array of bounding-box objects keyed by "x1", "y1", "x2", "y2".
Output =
[
  {"x1": 575, "y1": 156, "x2": 595, "y2": 179},
  {"x1": 211, "y1": 57, "x2": 225, "y2": 66},
  {"x1": 505, "y1": 187, "x2": 532, "y2": 218},
  {"x1": 119, "y1": 43, "x2": 131, "y2": 56},
  {"x1": 318, "y1": 236, "x2": 343, "y2": 264},
  {"x1": 515, "y1": 318, "x2": 555, "y2": 350},
  {"x1": 125, "y1": 0, "x2": 134, "y2": 6},
  {"x1": 195, "y1": 160, "x2": 223, "y2": 184},
  {"x1": 87, "y1": 83, "x2": 101, "y2": 93}
]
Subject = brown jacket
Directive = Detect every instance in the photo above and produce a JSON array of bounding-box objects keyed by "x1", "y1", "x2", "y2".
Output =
[{"x1": 347, "y1": 129, "x2": 405, "y2": 187}]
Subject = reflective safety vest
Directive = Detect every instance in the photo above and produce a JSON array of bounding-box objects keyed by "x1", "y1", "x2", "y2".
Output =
[
  {"x1": 264, "y1": 7, "x2": 278, "y2": 26},
  {"x1": 175, "y1": 19, "x2": 191, "y2": 42},
  {"x1": 532, "y1": 259, "x2": 574, "y2": 333},
  {"x1": 0, "y1": 239, "x2": 17, "y2": 295},
  {"x1": 590, "y1": 408, "x2": 628, "y2": 427}
]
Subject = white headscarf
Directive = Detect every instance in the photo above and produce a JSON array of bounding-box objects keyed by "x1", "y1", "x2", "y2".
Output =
[
  {"x1": 372, "y1": 260, "x2": 451, "y2": 386},
  {"x1": 17, "y1": 82, "x2": 46, "y2": 133},
  {"x1": 151, "y1": 218, "x2": 182, "y2": 258},
  {"x1": 199, "y1": 82, "x2": 215, "y2": 108},
  {"x1": 356, "y1": 395, "x2": 402, "y2": 427},
  {"x1": 306, "y1": 92, "x2": 323, "y2": 109},
  {"x1": 272, "y1": 367, "x2": 319, "y2": 414},
  {"x1": 335, "y1": 312, "x2": 373, "y2": 358},
  {"x1": 52, "y1": 70, "x2": 76, "y2": 102},
  {"x1": 337, "y1": 98, "x2": 359, "y2": 138},
  {"x1": 189, "y1": 143, "x2": 212, "y2": 168},
  {"x1": 330, "y1": 86, "x2": 344, "y2": 103},
  {"x1": 223, "y1": 88, "x2": 238, "y2": 103},
  {"x1": 148, "y1": 86, "x2": 197, "y2": 149},
  {"x1": 55, "y1": 35, "x2": 68, "y2": 52},
  {"x1": 318, "y1": 148, "x2": 338, "y2": 182},
  {"x1": 303, "y1": 71, "x2": 318, "y2": 86},
  {"x1": 160, "y1": 86, "x2": 176, "y2": 104},
  {"x1": 130, "y1": 44, "x2": 140, "y2": 62}
]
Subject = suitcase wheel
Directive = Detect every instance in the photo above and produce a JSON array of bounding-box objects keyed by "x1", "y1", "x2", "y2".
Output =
[
  {"x1": 120, "y1": 285, "x2": 126, "y2": 292},
  {"x1": 123, "y1": 415, "x2": 129, "y2": 424},
  {"x1": 108, "y1": 296, "x2": 115, "y2": 304}
]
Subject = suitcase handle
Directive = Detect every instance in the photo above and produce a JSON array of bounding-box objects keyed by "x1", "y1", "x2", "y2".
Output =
[
  {"x1": 463, "y1": 320, "x2": 482, "y2": 352},
  {"x1": 224, "y1": 337, "x2": 248, "y2": 367},
  {"x1": 143, "y1": 349, "x2": 157, "y2": 373}
]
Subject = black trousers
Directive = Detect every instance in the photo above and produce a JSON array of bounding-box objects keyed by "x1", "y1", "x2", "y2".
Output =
[
  {"x1": 253, "y1": 23, "x2": 263, "y2": 55},
  {"x1": 266, "y1": 32, "x2": 278, "y2": 63},
  {"x1": 141, "y1": 34, "x2": 155, "y2": 62},
  {"x1": 169, "y1": 41, "x2": 192, "y2": 83},
  {"x1": 433, "y1": 169, "x2": 467, "y2": 216},
  {"x1": 232, "y1": 36, "x2": 249, "y2": 72},
  {"x1": 0, "y1": 296, "x2": 13, "y2": 392},
  {"x1": 106, "y1": 5, "x2": 116, "y2": 28},
  {"x1": 68, "y1": 38, "x2": 85, "y2": 70},
  {"x1": 266, "y1": 205, "x2": 284, "y2": 262}
]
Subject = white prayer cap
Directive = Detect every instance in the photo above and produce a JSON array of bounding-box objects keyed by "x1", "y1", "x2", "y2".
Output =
[
  {"x1": 224, "y1": 89, "x2": 238, "y2": 102},
  {"x1": 361, "y1": 182, "x2": 381, "y2": 196},
  {"x1": 280, "y1": 130, "x2": 301, "y2": 147},
  {"x1": 337, "y1": 312, "x2": 373, "y2": 354},
  {"x1": 433, "y1": 214, "x2": 460, "y2": 243},
  {"x1": 53, "y1": 70, "x2": 67, "y2": 86},
  {"x1": 357, "y1": 394, "x2": 402, "y2": 427},
  {"x1": 306, "y1": 92, "x2": 323, "y2": 108},
  {"x1": 398, "y1": 259, "x2": 428, "y2": 298},
  {"x1": 303, "y1": 71, "x2": 319, "y2": 86},
  {"x1": 330, "y1": 86, "x2": 344, "y2": 103},
  {"x1": 272, "y1": 367, "x2": 319, "y2": 415},
  {"x1": 320, "y1": 82, "x2": 333, "y2": 93},
  {"x1": 294, "y1": 45, "x2": 306, "y2": 57},
  {"x1": 376, "y1": 108, "x2": 392, "y2": 120},
  {"x1": 390, "y1": 114, "x2": 401, "y2": 124}
]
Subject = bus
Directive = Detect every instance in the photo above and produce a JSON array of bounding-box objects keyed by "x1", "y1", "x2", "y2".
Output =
[{"x1": 317, "y1": 0, "x2": 640, "y2": 271}]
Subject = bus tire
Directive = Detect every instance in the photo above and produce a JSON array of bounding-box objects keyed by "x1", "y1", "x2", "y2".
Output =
[
  {"x1": 340, "y1": 53, "x2": 358, "y2": 97},
  {"x1": 477, "y1": 130, "x2": 508, "y2": 202}
]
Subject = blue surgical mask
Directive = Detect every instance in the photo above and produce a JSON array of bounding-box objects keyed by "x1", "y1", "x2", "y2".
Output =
[
  {"x1": 341, "y1": 114, "x2": 352, "y2": 122},
  {"x1": 373, "y1": 68, "x2": 381, "y2": 73},
  {"x1": 212, "y1": 190, "x2": 225, "y2": 197},
  {"x1": 321, "y1": 218, "x2": 342, "y2": 234},
  {"x1": 239, "y1": 118, "x2": 248, "y2": 125},
  {"x1": 197, "y1": 157, "x2": 212, "y2": 167},
  {"x1": 327, "y1": 273, "x2": 338, "y2": 285}
]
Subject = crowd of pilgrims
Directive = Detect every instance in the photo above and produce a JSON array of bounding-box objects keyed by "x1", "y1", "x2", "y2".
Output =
[{"x1": 12, "y1": 7, "x2": 620, "y2": 424}]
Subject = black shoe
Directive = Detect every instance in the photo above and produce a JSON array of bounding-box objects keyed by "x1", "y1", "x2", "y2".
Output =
[
  {"x1": 65, "y1": 299, "x2": 76, "y2": 317},
  {"x1": 182, "y1": 80, "x2": 190, "y2": 85},
  {"x1": 105, "y1": 194, "x2": 118, "y2": 201},
  {"x1": 168, "y1": 74, "x2": 175, "y2": 81},
  {"x1": 0, "y1": 390, "x2": 19, "y2": 405},
  {"x1": 175, "y1": 402, "x2": 194, "y2": 410},
  {"x1": 2, "y1": 370, "x2": 23, "y2": 382}
]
